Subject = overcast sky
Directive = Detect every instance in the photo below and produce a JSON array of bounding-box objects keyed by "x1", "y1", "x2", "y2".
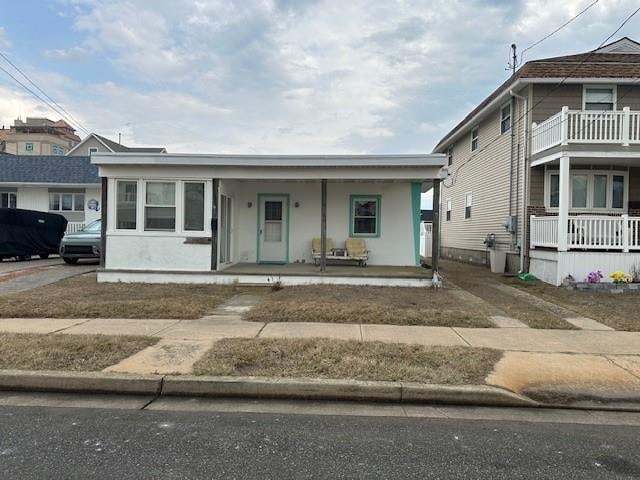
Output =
[{"x1": 1, "y1": 0, "x2": 638, "y2": 160}]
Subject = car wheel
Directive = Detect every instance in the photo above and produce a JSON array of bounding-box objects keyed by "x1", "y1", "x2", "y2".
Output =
[
  {"x1": 39, "y1": 254, "x2": 50, "y2": 260},
  {"x1": 62, "y1": 257, "x2": 78, "y2": 264}
]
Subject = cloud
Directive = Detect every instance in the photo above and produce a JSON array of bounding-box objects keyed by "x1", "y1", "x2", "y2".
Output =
[
  {"x1": 0, "y1": 27, "x2": 10, "y2": 49},
  {"x1": 5, "y1": 0, "x2": 640, "y2": 153},
  {"x1": 43, "y1": 46, "x2": 90, "y2": 62}
]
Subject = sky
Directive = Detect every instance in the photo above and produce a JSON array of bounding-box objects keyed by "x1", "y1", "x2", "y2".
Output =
[{"x1": 1, "y1": 0, "x2": 639, "y2": 208}]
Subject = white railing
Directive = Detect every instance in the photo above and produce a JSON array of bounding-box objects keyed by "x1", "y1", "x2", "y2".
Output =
[
  {"x1": 531, "y1": 106, "x2": 640, "y2": 154},
  {"x1": 420, "y1": 222, "x2": 432, "y2": 258},
  {"x1": 530, "y1": 215, "x2": 640, "y2": 251},
  {"x1": 530, "y1": 216, "x2": 559, "y2": 248},
  {"x1": 66, "y1": 222, "x2": 85, "y2": 233}
]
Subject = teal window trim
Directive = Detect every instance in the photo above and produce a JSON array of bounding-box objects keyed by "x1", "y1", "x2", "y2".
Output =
[
  {"x1": 349, "y1": 194, "x2": 381, "y2": 238},
  {"x1": 256, "y1": 193, "x2": 290, "y2": 264},
  {"x1": 411, "y1": 182, "x2": 422, "y2": 266}
]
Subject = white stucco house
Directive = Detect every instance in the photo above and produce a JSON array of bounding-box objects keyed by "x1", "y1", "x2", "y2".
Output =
[
  {"x1": 0, "y1": 155, "x2": 101, "y2": 232},
  {"x1": 92, "y1": 152, "x2": 446, "y2": 286}
]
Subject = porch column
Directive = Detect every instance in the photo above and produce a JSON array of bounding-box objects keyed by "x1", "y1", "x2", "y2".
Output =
[
  {"x1": 431, "y1": 179, "x2": 441, "y2": 277},
  {"x1": 320, "y1": 179, "x2": 327, "y2": 272},
  {"x1": 211, "y1": 179, "x2": 219, "y2": 270},
  {"x1": 100, "y1": 177, "x2": 107, "y2": 268},
  {"x1": 558, "y1": 156, "x2": 570, "y2": 252}
]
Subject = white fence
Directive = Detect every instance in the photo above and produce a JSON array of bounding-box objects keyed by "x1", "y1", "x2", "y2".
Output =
[
  {"x1": 530, "y1": 215, "x2": 640, "y2": 251},
  {"x1": 532, "y1": 106, "x2": 640, "y2": 154},
  {"x1": 420, "y1": 222, "x2": 432, "y2": 258},
  {"x1": 65, "y1": 222, "x2": 85, "y2": 233}
]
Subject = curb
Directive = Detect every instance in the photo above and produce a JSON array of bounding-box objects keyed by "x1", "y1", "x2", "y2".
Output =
[
  {"x1": 0, "y1": 370, "x2": 163, "y2": 396},
  {"x1": 0, "y1": 369, "x2": 537, "y2": 408}
]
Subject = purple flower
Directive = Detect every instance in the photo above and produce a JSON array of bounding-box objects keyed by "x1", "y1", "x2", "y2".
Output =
[{"x1": 585, "y1": 270, "x2": 603, "y2": 283}]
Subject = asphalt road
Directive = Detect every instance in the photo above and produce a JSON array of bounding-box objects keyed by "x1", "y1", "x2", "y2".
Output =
[{"x1": 0, "y1": 404, "x2": 639, "y2": 479}]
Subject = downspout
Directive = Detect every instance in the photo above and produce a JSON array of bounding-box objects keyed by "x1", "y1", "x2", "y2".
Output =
[{"x1": 510, "y1": 89, "x2": 528, "y2": 273}]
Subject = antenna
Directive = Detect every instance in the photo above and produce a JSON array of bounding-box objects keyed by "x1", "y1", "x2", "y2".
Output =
[
  {"x1": 506, "y1": 43, "x2": 518, "y2": 75},
  {"x1": 118, "y1": 132, "x2": 121, "y2": 144}
]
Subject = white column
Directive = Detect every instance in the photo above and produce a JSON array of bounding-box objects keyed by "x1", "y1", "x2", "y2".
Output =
[
  {"x1": 623, "y1": 106, "x2": 630, "y2": 147},
  {"x1": 557, "y1": 155, "x2": 570, "y2": 252},
  {"x1": 622, "y1": 214, "x2": 630, "y2": 253},
  {"x1": 560, "y1": 106, "x2": 569, "y2": 146}
]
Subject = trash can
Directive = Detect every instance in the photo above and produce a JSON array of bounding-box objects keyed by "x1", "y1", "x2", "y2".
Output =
[{"x1": 489, "y1": 248, "x2": 506, "y2": 273}]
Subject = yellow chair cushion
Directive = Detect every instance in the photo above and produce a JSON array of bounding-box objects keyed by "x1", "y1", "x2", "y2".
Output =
[
  {"x1": 312, "y1": 238, "x2": 333, "y2": 255},
  {"x1": 346, "y1": 238, "x2": 367, "y2": 258}
]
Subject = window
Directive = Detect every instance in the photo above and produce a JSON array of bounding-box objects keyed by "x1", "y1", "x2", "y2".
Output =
[
  {"x1": 25, "y1": 143, "x2": 34, "y2": 152},
  {"x1": 0, "y1": 191, "x2": 16, "y2": 208},
  {"x1": 51, "y1": 144, "x2": 65, "y2": 155},
  {"x1": 144, "y1": 182, "x2": 175, "y2": 231},
  {"x1": 447, "y1": 146, "x2": 453, "y2": 166},
  {"x1": 116, "y1": 181, "x2": 137, "y2": 230},
  {"x1": 500, "y1": 103, "x2": 511, "y2": 134},
  {"x1": 549, "y1": 174, "x2": 560, "y2": 208},
  {"x1": 88, "y1": 147, "x2": 98, "y2": 155},
  {"x1": 471, "y1": 127, "x2": 479, "y2": 151},
  {"x1": 584, "y1": 86, "x2": 615, "y2": 111},
  {"x1": 546, "y1": 171, "x2": 627, "y2": 211},
  {"x1": 446, "y1": 199, "x2": 452, "y2": 221},
  {"x1": 350, "y1": 195, "x2": 380, "y2": 237},
  {"x1": 464, "y1": 193, "x2": 472, "y2": 219},
  {"x1": 49, "y1": 192, "x2": 84, "y2": 212},
  {"x1": 184, "y1": 182, "x2": 205, "y2": 231},
  {"x1": 571, "y1": 174, "x2": 588, "y2": 208}
]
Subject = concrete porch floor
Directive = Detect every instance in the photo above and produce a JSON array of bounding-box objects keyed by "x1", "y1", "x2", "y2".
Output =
[{"x1": 221, "y1": 263, "x2": 432, "y2": 278}]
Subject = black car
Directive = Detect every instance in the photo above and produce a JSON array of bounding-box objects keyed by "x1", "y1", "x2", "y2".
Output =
[{"x1": 0, "y1": 208, "x2": 67, "y2": 261}]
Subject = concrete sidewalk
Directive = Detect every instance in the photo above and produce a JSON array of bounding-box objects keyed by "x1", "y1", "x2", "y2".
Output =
[{"x1": 2, "y1": 317, "x2": 640, "y2": 355}]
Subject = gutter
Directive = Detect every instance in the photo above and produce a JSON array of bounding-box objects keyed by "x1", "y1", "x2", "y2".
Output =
[{"x1": 509, "y1": 89, "x2": 529, "y2": 273}]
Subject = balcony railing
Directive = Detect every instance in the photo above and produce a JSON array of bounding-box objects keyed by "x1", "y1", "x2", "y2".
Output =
[
  {"x1": 531, "y1": 106, "x2": 640, "y2": 154},
  {"x1": 530, "y1": 215, "x2": 640, "y2": 251}
]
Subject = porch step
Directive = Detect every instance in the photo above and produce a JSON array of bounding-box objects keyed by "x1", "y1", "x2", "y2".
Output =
[{"x1": 564, "y1": 317, "x2": 615, "y2": 331}]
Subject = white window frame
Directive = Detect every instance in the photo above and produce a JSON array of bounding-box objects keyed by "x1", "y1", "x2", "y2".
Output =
[
  {"x1": 0, "y1": 191, "x2": 17, "y2": 208},
  {"x1": 544, "y1": 169, "x2": 628, "y2": 213},
  {"x1": 49, "y1": 192, "x2": 84, "y2": 212},
  {"x1": 25, "y1": 142, "x2": 34, "y2": 152},
  {"x1": 582, "y1": 84, "x2": 617, "y2": 111},
  {"x1": 114, "y1": 179, "x2": 139, "y2": 231},
  {"x1": 445, "y1": 199, "x2": 452, "y2": 221},
  {"x1": 144, "y1": 180, "x2": 177, "y2": 232},
  {"x1": 470, "y1": 127, "x2": 479, "y2": 151},
  {"x1": 183, "y1": 181, "x2": 206, "y2": 232},
  {"x1": 464, "y1": 192, "x2": 472, "y2": 219},
  {"x1": 446, "y1": 146, "x2": 453, "y2": 166},
  {"x1": 88, "y1": 147, "x2": 99, "y2": 155},
  {"x1": 500, "y1": 103, "x2": 511, "y2": 134}
]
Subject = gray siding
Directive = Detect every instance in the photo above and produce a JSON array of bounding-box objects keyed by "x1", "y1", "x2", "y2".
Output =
[
  {"x1": 617, "y1": 85, "x2": 640, "y2": 110},
  {"x1": 68, "y1": 137, "x2": 109, "y2": 156},
  {"x1": 531, "y1": 84, "x2": 582, "y2": 124}
]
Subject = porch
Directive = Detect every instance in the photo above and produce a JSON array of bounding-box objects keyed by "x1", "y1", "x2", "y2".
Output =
[{"x1": 99, "y1": 263, "x2": 433, "y2": 287}]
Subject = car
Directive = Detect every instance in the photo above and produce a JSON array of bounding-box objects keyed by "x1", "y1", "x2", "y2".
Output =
[
  {"x1": 59, "y1": 219, "x2": 101, "y2": 264},
  {"x1": 0, "y1": 208, "x2": 67, "y2": 261}
]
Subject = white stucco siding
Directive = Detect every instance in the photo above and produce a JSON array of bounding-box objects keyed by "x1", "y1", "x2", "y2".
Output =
[
  {"x1": 228, "y1": 180, "x2": 416, "y2": 266},
  {"x1": 106, "y1": 235, "x2": 212, "y2": 271}
]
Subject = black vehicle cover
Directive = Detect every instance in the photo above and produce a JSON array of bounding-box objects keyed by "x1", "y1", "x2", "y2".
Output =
[{"x1": 0, "y1": 208, "x2": 67, "y2": 258}]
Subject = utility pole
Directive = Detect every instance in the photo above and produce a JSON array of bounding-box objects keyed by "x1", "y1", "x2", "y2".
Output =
[{"x1": 509, "y1": 43, "x2": 518, "y2": 75}]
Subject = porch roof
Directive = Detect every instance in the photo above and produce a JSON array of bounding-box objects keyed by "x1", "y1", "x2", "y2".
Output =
[{"x1": 91, "y1": 152, "x2": 446, "y2": 168}]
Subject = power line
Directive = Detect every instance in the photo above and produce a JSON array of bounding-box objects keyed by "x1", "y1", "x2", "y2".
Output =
[
  {"x1": 0, "y1": 54, "x2": 91, "y2": 136},
  {"x1": 520, "y1": 0, "x2": 600, "y2": 64},
  {"x1": 443, "y1": 5, "x2": 640, "y2": 188}
]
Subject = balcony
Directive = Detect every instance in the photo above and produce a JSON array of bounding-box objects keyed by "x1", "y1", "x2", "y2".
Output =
[
  {"x1": 531, "y1": 106, "x2": 640, "y2": 155},
  {"x1": 530, "y1": 215, "x2": 640, "y2": 252}
]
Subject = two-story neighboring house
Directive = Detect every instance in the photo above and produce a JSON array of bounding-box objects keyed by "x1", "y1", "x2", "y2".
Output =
[
  {"x1": 67, "y1": 133, "x2": 167, "y2": 156},
  {"x1": 433, "y1": 37, "x2": 640, "y2": 285}
]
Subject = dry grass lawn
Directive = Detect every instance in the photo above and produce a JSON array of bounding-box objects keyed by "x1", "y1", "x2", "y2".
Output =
[
  {"x1": 193, "y1": 337, "x2": 502, "y2": 384},
  {"x1": 0, "y1": 273, "x2": 242, "y2": 319},
  {"x1": 244, "y1": 285, "x2": 493, "y2": 327},
  {"x1": 0, "y1": 333, "x2": 157, "y2": 371},
  {"x1": 501, "y1": 277, "x2": 640, "y2": 331}
]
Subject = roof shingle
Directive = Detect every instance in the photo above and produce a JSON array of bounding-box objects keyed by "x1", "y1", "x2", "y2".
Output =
[{"x1": 0, "y1": 155, "x2": 99, "y2": 184}]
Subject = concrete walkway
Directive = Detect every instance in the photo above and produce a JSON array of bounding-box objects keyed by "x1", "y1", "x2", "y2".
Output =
[
  {"x1": 0, "y1": 263, "x2": 97, "y2": 295},
  {"x1": 2, "y1": 317, "x2": 640, "y2": 355}
]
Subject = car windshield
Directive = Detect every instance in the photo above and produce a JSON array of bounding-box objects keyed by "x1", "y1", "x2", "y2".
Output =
[{"x1": 82, "y1": 220, "x2": 101, "y2": 232}]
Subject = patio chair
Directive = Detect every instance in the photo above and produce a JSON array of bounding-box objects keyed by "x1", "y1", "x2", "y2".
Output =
[
  {"x1": 312, "y1": 237, "x2": 333, "y2": 265},
  {"x1": 346, "y1": 238, "x2": 369, "y2": 267}
]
